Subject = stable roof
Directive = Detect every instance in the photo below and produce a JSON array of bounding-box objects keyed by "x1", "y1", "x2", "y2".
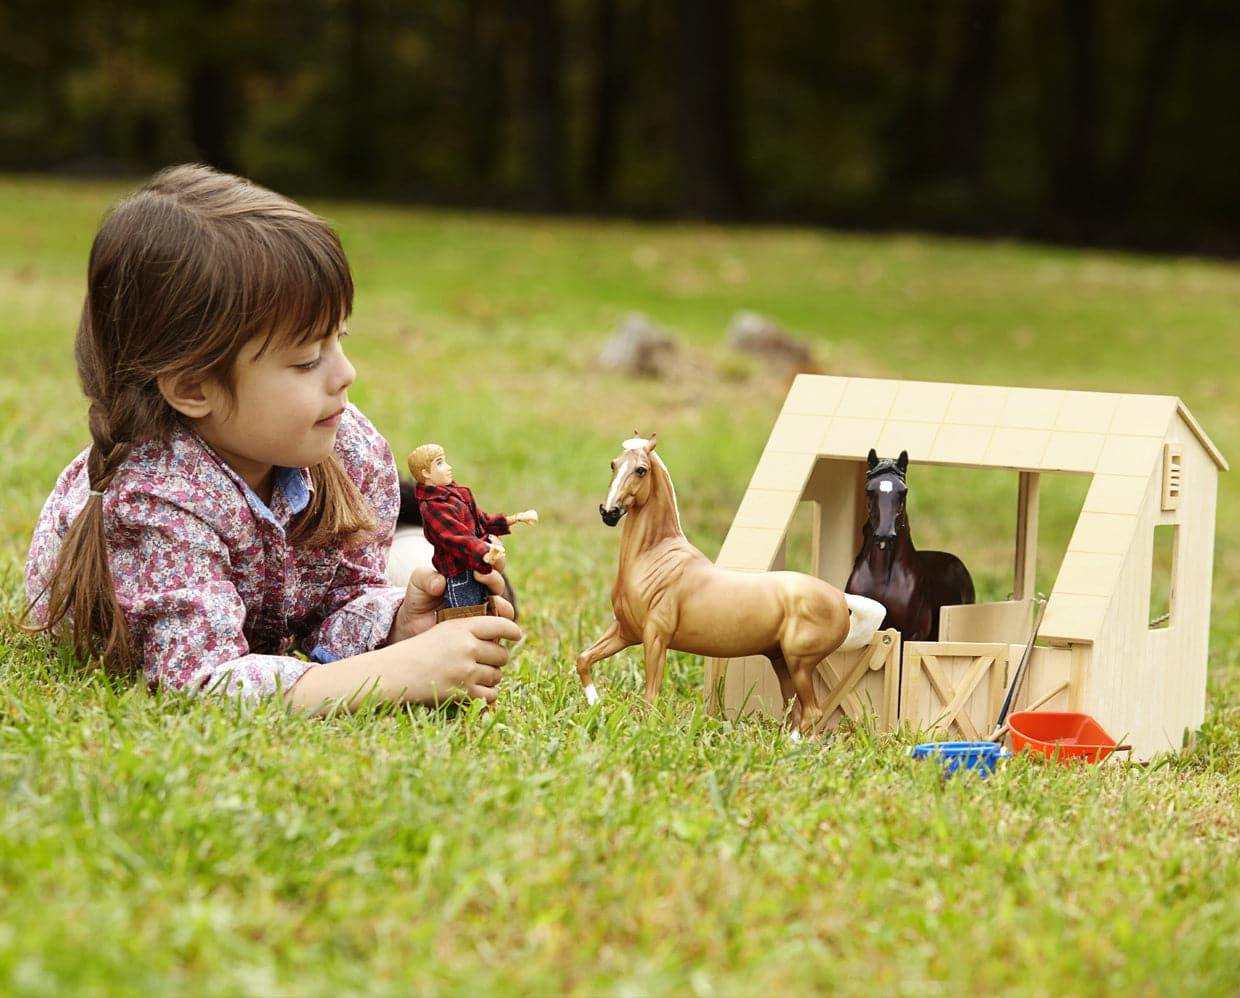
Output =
[
  {"x1": 718, "y1": 374, "x2": 1226, "y2": 646},
  {"x1": 765, "y1": 376, "x2": 1225, "y2": 474}
]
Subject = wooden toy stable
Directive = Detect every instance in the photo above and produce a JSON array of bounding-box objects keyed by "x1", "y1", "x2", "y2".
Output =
[{"x1": 704, "y1": 375, "x2": 1227, "y2": 758}]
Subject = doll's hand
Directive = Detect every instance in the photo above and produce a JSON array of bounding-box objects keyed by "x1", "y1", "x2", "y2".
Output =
[
  {"x1": 483, "y1": 539, "x2": 507, "y2": 574},
  {"x1": 387, "y1": 565, "x2": 514, "y2": 644},
  {"x1": 508, "y1": 509, "x2": 539, "y2": 527}
]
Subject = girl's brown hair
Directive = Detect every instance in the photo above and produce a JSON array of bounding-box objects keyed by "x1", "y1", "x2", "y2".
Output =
[{"x1": 31, "y1": 163, "x2": 376, "y2": 672}]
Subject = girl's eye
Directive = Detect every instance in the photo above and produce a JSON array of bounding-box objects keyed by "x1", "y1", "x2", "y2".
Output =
[{"x1": 294, "y1": 356, "x2": 321, "y2": 371}]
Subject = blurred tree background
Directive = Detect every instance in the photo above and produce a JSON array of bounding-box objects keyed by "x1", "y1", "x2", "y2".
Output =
[{"x1": 2, "y1": 0, "x2": 1237, "y2": 252}]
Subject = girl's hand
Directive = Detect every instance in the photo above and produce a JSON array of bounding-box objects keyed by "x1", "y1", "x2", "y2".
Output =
[
  {"x1": 396, "y1": 614, "x2": 522, "y2": 706},
  {"x1": 387, "y1": 564, "x2": 514, "y2": 645},
  {"x1": 287, "y1": 611, "x2": 523, "y2": 713}
]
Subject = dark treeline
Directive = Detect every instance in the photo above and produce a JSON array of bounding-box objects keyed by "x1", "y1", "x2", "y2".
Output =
[{"x1": 4, "y1": 0, "x2": 1239, "y2": 253}]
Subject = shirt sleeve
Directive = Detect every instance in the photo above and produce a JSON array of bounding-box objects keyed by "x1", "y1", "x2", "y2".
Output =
[
  {"x1": 107, "y1": 486, "x2": 316, "y2": 699},
  {"x1": 307, "y1": 560, "x2": 405, "y2": 662},
  {"x1": 476, "y1": 507, "x2": 511, "y2": 539}
]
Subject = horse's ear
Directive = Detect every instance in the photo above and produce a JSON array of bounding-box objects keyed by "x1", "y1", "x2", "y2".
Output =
[
  {"x1": 647, "y1": 432, "x2": 658, "y2": 451},
  {"x1": 867, "y1": 448, "x2": 878, "y2": 470},
  {"x1": 896, "y1": 451, "x2": 909, "y2": 474}
]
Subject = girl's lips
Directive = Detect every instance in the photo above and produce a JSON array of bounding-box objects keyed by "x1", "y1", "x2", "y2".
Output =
[{"x1": 316, "y1": 407, "x2": 345, "y2": 428}]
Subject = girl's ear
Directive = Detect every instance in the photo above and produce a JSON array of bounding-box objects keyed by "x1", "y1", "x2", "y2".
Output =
[{"x1": 157, "y1": 371, "x2": 214, "y2": 419}]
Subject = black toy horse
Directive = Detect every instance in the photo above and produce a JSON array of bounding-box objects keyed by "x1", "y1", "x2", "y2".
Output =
[{"x1": 845, "y1": 449, "x2": 975, "y2": 642}]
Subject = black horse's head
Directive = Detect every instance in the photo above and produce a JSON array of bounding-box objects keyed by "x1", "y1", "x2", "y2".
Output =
[{"x1": 865, "y1": 448, "x2": 909, "y2": 551}]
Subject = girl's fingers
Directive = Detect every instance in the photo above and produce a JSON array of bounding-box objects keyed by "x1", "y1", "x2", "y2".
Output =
[
  {"x1": 407, "y1": 565, "x2": 446, "y2": 598},
  {"x1": 464, "y1": 615, "x2": 523, "y2": 644},
  {"x1": 474, "y1": 665, "x2": 503, "y2": 689},
  {"x1": 472, "y1": 568, "x2": 508, "y2": 597}
]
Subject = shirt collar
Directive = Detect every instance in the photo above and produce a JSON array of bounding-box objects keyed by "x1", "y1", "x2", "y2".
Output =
[
  {"x1": 192, "y1": 431, "x2": 314, "y2": 528},
  {"x1": 244, "y1": 465, "x2": 312, "y2": 527}
]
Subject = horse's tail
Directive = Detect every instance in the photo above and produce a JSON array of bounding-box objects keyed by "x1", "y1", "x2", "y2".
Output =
[{"x1": 837, "y1": 593, "x2": 885, "y2": 651}]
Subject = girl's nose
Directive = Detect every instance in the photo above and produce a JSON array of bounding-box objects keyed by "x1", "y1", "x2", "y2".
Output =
[{"x1": 331, "y1": 347, "x2": 356, "y2": 393}]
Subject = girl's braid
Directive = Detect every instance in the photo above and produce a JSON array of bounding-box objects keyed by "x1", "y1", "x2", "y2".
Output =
[{"x1": 85, "y1": 401, "x2": 132, "y2": 494}]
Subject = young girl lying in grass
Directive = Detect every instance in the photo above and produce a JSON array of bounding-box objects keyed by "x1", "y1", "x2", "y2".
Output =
[{"x1": 25, "y1": 164, "x2": 520, "y2": 712}]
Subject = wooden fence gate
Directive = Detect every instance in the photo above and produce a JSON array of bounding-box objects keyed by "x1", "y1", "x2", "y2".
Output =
[
  {"x1": 899, "y1": 642, "x2": 1010, "y2": 740},
  {"x1": 810, "y1": 629, "x2": 901, "y2": 732}
]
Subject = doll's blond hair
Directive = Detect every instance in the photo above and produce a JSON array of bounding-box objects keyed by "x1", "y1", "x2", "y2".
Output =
[{"x1": 407, "y1": 443, "x2": 446, "y2": 483}]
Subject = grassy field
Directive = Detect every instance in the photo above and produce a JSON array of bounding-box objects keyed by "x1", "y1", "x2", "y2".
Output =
[{"x1": 2, "y1": 174, "x2": 1238, "y2": 996}]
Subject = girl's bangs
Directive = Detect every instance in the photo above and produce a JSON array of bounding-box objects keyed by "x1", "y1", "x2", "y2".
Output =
[{"x1": 247, "y1": 227, "x2": 354, "y2": 355}]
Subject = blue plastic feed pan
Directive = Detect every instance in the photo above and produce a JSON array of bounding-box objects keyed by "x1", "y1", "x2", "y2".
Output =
[{"x1": 912, "y1": 741, "x2": 1011, "y2": 777}]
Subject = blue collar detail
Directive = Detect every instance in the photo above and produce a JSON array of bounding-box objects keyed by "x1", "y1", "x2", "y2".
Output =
[{"x1": 243, "y1": 465, "x2": 313, "y2": 528}]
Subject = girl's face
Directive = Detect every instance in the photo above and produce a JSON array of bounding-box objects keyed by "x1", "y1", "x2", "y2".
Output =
[{"x1": 193, "y1": 325, "x2": 356, "y2": 501}]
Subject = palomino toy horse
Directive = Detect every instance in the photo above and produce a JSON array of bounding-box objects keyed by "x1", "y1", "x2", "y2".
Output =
[
  {"x1": 846, "y1": 449, "x2": 975, "y2": 642},
  {"x1": 576, "y1": 434, "x2": 885, "y2": 736}
]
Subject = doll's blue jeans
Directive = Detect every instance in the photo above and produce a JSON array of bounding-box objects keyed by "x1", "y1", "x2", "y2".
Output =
[{"x1": 445, "y1": 570, "x2": 488, "y2": 608}]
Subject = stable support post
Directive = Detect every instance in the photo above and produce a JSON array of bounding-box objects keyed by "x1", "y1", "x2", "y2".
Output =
[{"x1": 1014, "y1": 471, "x2": 1040, "y2": 600}]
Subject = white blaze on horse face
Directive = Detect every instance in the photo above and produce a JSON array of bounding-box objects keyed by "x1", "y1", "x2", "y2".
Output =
[
  {"x1": 879, "y1": 480, "x2": 894, "y2": 493},
  {"x1": 604, "y1": 451, "x2": 637, "y2": 513}
]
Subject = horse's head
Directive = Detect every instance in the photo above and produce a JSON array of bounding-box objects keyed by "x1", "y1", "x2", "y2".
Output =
[
  {"x1": 865, "y1": 448, "x2": 909, "y2": 550},
  {"x1": 599, "y1": 432, "x2": 658, "y2": 526}
]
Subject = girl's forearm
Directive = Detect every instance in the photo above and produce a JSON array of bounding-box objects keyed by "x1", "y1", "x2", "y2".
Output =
[{"x1": 285, "y1": 643, "x2": 428, "y2": 714}]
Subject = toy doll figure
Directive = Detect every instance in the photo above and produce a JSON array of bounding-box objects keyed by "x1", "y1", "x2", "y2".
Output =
[{"x1": 408, "y1": 444, "x2": 538, "y2": 620}]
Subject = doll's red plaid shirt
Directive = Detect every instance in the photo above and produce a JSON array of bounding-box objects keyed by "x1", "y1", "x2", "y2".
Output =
[{"x1": 414, "y1": 482, "x2": 510, "y2": 577}]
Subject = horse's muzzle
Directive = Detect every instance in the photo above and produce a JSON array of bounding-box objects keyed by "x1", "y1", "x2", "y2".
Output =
[
  {"x1": 599, "y1": 505, "x2": 623, "y2": 527},
  {"x1": 875, "y1": 534, "x2": 895, "y2": 551}
]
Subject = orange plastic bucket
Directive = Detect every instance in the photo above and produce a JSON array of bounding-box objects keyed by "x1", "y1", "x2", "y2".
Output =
[{"x1": 1007, "y1": 711, "x2": 1123, "y2": 764}]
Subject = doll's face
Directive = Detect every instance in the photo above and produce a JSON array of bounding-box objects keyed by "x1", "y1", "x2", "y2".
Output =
[{"x1": 425, "y1": 455, "x2": 454, "y2": 486}]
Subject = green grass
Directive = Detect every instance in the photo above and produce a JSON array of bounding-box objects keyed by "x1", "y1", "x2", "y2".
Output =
[{"x1": 2, "y1": 175, "x2": 1239, "y2": 995}]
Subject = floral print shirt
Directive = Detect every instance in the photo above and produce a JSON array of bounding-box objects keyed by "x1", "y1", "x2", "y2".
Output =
[{"x1": 25, "y1": 404, "x2": 405, "y2": 698}]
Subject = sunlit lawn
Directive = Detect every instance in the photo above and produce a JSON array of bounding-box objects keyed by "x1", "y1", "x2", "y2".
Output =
[{"x1": 2, "y1": 175, "x2": 1238, "y2": 995}]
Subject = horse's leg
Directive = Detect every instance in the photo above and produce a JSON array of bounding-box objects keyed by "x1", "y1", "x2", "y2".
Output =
[
  {"x1": 575, "y1": 621, "x2": 634, "y2": 705},
  {"x1": 768, "y1": 653, "x2": 803, "y2": 732},
  {"x1": 641, "y1": 629, "x2": 671, "y2": 705},
  {"x1": 785, "y1": 653, "x2": 826, "y2": 737}
]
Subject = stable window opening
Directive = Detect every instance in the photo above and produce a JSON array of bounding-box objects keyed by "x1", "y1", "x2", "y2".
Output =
[{"x1": 1149, "y1": 523, "x2": 1178, "y2": 630}]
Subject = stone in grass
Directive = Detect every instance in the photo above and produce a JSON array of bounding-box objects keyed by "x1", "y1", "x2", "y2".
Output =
[
  {"x1": 597, "y1": 312, "x2": 679, "y2": 378},
  {"x1": 726, "y1": 310, "x2": 814, "y2": 371}
]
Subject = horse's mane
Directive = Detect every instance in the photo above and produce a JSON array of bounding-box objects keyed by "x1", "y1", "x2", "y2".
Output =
[
  {"x1": 650, "y1": 451, "x2": 683, "y2": 535},
  {"x1": 867, "y1": 459, "x2": 906, "y2": 481}
]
